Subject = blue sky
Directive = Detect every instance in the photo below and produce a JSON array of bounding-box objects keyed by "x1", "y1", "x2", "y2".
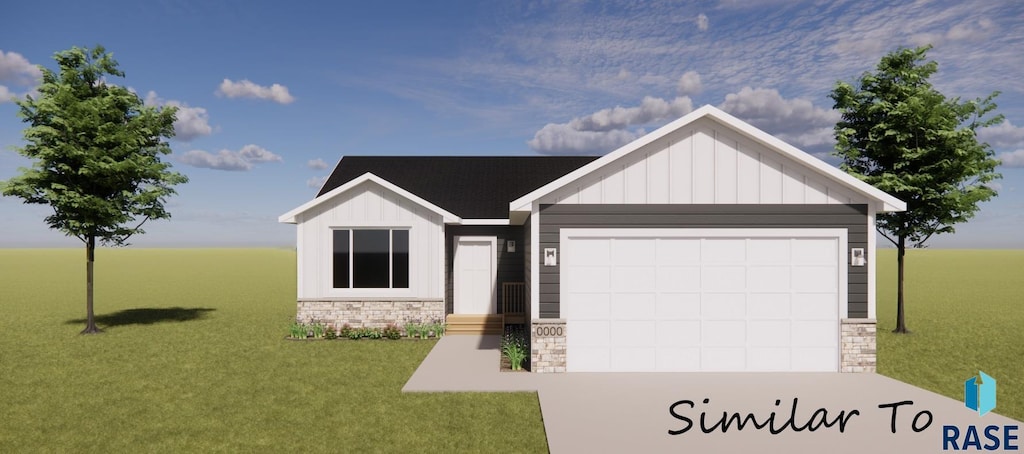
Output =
[{"x1": 1, "y1": 0, "x2": 1022, "y2": 248}]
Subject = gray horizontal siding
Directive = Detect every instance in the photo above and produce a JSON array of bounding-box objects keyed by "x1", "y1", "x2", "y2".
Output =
[
  {"x1": 538, "y1": 204, "x2": 870, "y2": 319},
  {"x1": 445, "y1": 225, "x2": 525, "y2": 315}
]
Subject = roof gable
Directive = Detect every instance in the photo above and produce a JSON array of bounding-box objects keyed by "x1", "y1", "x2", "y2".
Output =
[
  {"x1": 510, "y1": 105, "x2": 906, "y2": 212},
  {"x1": 278, "y1": 172, "x2": 460, "y2": 224}
]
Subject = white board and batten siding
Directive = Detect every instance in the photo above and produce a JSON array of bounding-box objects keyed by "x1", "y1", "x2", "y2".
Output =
[
  {"x1": 540, "y1": 118, "x2": 870, "y2": 207},
  {"x1": 295, "y1": 180, "x2": 444, "y2": 300}
]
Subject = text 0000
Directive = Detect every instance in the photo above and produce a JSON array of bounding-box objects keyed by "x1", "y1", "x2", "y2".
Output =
[{"x1": 535, "y1": 326, "x2": 564, "y2": 336}]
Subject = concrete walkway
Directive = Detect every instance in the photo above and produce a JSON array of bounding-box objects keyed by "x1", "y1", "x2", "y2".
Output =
[{"x1": 404, "y1": 335, "x2": 1022, "y2": 453}]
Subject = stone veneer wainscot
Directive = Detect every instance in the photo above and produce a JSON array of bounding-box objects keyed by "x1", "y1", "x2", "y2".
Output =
[
  {"x1": 296, "y1": 299, "x2": 444, "y2": 329},
  {"x1": 840, "y1": 318, "x2": 877, "y2": 373},
  {"x1": 531, "y1": 319, "x2": 567, "y2": 373}
]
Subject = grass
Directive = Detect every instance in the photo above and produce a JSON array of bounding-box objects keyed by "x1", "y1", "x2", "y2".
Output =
[
  {"x1": 0, "y1": 248, "x2": 547, "y2": 453},
  {"x1": 2, "y1": 247, "x2": 1021, "y2": 452},
  {"x1": 874, "y1": 248, "x2": 1024, "y2": 421}
]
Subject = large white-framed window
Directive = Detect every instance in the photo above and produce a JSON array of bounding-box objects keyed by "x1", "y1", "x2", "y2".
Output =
[{"x1": 332, "y1": 228, "x2": 410, "y2": 289}]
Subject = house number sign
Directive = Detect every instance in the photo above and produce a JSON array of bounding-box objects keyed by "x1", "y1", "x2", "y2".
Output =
[{"x1": 535, "y1": 326, "x2": 564, "y2": 337}]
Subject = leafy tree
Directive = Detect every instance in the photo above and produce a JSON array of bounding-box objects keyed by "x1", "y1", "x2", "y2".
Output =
[
  {"x1": 830, "y1": 45, "x2": 1002, "y2": 334},
  {"x1": 1, "y1": 46, "x2": 188, "y2": 334}
]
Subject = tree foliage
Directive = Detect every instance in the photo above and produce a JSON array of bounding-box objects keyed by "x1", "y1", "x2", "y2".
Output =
[
  {"x1": 830, "y1": 45, "x2": 1002, "y2": 333},
  {"x1": 0, "y1": 45, "x2": 188, "y2": 333}
]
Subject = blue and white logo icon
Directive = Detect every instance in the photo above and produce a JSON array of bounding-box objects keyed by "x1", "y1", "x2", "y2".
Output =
[{"x1": 964, "y1": 371, "x2": 996, "y2": 416}]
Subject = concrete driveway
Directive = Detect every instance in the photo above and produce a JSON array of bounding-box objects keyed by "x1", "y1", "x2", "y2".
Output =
[{"x1": 404, "y1": 335, "x2": 1022, "y2": 453}]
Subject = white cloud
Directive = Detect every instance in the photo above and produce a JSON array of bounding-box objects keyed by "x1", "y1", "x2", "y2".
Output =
[
  {"x1": 144, "y1": 91, "x2": 213, "y2": 141},
  {"x1": 0, "y1": 85, "x2": 14, "y2": 103},
  {"x1": 0, "y1": 50, "x2": 41, "y2": 104},
  {"x1": 676, "y1": 71, "x2": 702, "y2": 95},
  {"x1": 696, "y1": 13, "x2": 709, "y2": 31},
  {"x1": 979, "y1": 119, "x2": 1024, "y2": 149},
  {"x1": 529, "y1": 96, "x2": 693, "y2": 154},
  {"x1": 0, "y1": 50, "x2": 41, "y2": 85},
  {"x1": 997, "y1": 150, "x2": 1024, "y2": 168},
  {"x1": 306, "y1": 158, "x2": 329, "y2": 170},
  {"x1": 178, "y1": 144, "x2": 283, "y2": 171},
  {"x1": 718, "y1": 87, "x2": 840, "y2": 150},
  {"x1": 217, "y1": 79, "x2": 295, "y2": 104},
  {"x1": 307, "y1": 176, "x2": 328, "y2": 189}
]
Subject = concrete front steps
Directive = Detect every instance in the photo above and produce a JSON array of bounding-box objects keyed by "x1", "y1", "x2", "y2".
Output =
[{"x1": 446, "y1": 314, "x2": 503, "y2": 335}]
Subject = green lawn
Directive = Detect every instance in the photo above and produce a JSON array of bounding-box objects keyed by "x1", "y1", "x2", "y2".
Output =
[
  {"x1": 2, "y1": 248, "x2": 1021, "y2": 452},
  {"x1": 0, "y1": 248, "x2": 548, "y2": 453},
  {"x1": 874, "y1": 248, "x2": 1024, "y2": 422}
]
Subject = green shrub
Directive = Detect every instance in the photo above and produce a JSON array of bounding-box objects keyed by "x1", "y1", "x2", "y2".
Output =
[
  {"x1": 288, "y1": 320, "x2": 307, "y2": 339},
  {"x1": 339, "y1": 323, "x2": 353, "y2": 338},
  {"x1": 324, "y1": 325, "x2": 337, "y2": 340},
  {"x1": 501, "y1": 327, "x2": 528, "y2": 371},
  {"x1": 383, "y1": 323, "x2": 402, "y2": 340},
  {"x1": 310, "y1": 321, "x2": 326, "y2": 339},
  {"x1": 347, "y1": 327, "x2": 362, "y2": 340}
]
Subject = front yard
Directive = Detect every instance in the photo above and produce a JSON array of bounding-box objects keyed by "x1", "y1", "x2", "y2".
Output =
[{"x1": 0, "y1": 248, "x2": 547, "y2": 453}]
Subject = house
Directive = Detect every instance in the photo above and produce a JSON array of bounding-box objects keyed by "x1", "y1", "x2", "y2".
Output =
[{"x1": 278, "y1": 105, "x2": 905, "y2": 374}]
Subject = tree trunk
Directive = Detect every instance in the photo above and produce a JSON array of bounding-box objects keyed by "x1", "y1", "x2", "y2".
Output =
[
  {"x1": 893, "y1": 235, "x2": 909, "y2": 334},
  {"x1": 81, "y1": 236, "x2": 102, "y2": 334}
]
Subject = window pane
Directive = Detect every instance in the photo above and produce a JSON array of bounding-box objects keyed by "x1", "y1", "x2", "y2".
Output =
[
  {"x1": 392, "y1": 230, "x2": 409, "y2": 288},
  {"x1": 353, "y1": 230, "x2": 390, "y2": 288},
  {"x1": 332, "y1": 230, "x2": 350, "y2": 288}
]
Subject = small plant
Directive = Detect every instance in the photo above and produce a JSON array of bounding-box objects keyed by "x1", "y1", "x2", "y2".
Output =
[
  {"x1": 288, "y1": 320, "x2": 307, "y2": 339},
  {"x1": 367, "y1": 327, "x2": 383, "y2": 339},
  {"x1": 383, "y1": 323, "x2": 402, "y2": 340},
  {"x1": 324, "y1": 325, "x2": 337, "y2": 340},
  {"x1": 501, "y1": 326, "x2": 528, "y2": 371},
  {"x1": 310, "y1": 321, "x2": 326, "y2": 339},
  {"x1": 339, "y1": 323, "x2": 353, "y2": 338},
  {"x1": 347, "y1": 326, "x2": 362, "y2": 340},
  {"x1": 434, "y1": 320, "x2": 446, "y2": 337},
  {"x1": 405, "y1": 323, "x2": 422, "y2": 339}
]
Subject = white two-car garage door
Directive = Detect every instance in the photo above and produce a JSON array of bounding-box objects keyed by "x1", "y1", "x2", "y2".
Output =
[{"x1": 562, "y1": 228, "x2": 846, "y2": 372}]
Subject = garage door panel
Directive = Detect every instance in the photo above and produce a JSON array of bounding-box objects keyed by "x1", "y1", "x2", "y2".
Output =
[
  {"x1": 568, "y1": 321, "x2": 610, "y2": 347},
  {"x1": 748, "y1": 321, "x2": 791, "y2": 346},
  {"x1": 748, "y1": 266, "x2": 791, "y2": 292},
  {"x1": 656, "y1": 266, "x2": 700, "y2": 292},
  {"x1": 610, "y1": 321, "x2": 656, "y2": 347},
  {"x1": 657, "y1": 347, "x2": 700, "y2": 371},
  {"x1": 612, "y1": 238, "x2": 656, "y2": 266},
  {"x1": 702, "y1": 321, "x2": 746, "y2": 346},
  {"x1": 792, "y1": 293, "x2": 837, "y2": 320},
  {"x1": 656, "y1": 239, "x2": 701, "y2": 265},
  {"x1": 747, "y1": 293, "x2": 791, "y2": 319},
  {"x1": 566, "y1": 293, "x2": 610, "y2": 321},
  {"x1": 748, "y1": 348, "x2": 791, "y2": 371},
  {"x1": 657, "y1": 320, "x2": 701, "y2": 345},
  {"x1": 703, "y1": 266, "x2": 746, "y2": 291},
  {"x1": 702, "y1": 347, "x2": 746, "y2": 371},
  {"x1": 612, "y1": 267, "x2": 657, "y2": 292},
  {"x1": 791, "y1": 321, "x2": 838, "y2": 347},
  {"x1": 569, "y1": 347, "x2": 610, "y2": 372},
  {"x1": 656, "y1": 293, "x2": 701, "y2": 319},
  {"x1": 793, "y1": 266, "x2": 837, "y2": 292},
  {"x1": 610, "y1": 293, "x2": 655, "y2": 320},
  {"x1": 703, "y1": 239, "x2": 747, "y2": 262},
  {"x1": 747, "y1": 239, "x2": 791, "y2": 263},
  {"x1": 793, "y1": 238, "x2": 838, "y2": 263},
  {"x1": 792, "y1": 348, "x2": 837, "y2": 372},
  {"x1": 572, "y1": 238, "x2": 612, "y2": 265},
  {"x1": 564, "y1": 229, "x2": 843, "y2": 373},
  {"x1": 611, "y1": 348, "x2": 656, "y2": 371},
  {"x1": 702, "y1": 293, "x2": 746, "y2": 319},
  {"x1": 568, "y1": 266, "x2": 611, "y2": 292}
]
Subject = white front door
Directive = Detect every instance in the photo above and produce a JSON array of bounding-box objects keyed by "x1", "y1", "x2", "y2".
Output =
[{"x1": 454, "y1": 236, "x2": 497, "y2": 314}]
